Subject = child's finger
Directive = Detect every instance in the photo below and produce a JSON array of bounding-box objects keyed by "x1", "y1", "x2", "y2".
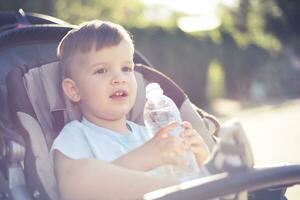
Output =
[
  {"x1": 165, "y1": 148, "x2": 188, "y2": 167},
  {"x1": 162, "y1": 139, "x2": 187, "y2": 165},
  {"x1": 181, "y1": 121, "x2": 192, "y2": 129},
  {"x1": 188, "y1": 135, "x2": 210, "y2": 157},
  {"x1": 166, "y1": 137, "x2": 187, "y2": 155},
  {"x1": 181, "y1": 129, "x2": 207, "y2": 149},
  {"x1": 190, "y1": 145, "x2": 208, "y2": 152},
  {"x1": 180, "y1": 128, "x2": 198, "y2": 138},
  {"x1": 155, "y1": 123, "x2": 179, "y2": 138},
  {"x1": 188, "y1": 134, "x2": 205, "y2": 146},
  {"x1": 190, "y1": 145, "x2": 210, "y2": 164}
]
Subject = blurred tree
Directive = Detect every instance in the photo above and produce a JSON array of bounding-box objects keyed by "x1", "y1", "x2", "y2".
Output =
[
  {"x1": 216, "y1": 0, "x2": 282, "y2": 102},
  {"x1": 264, "y1": 0, "x2": 300, "y2": 56},
  {"x1": 234, "y1": 0, "x2": 250, "y2": 33},
  {"x1": 53, "y1": 0, "x2": 145, "y2": 26},
  {"x1": 0, "y1": 0, "x2": 146, "y2": 27},
  {"x1": 219, "y1": 0, "x2": 281, "y2": 51},
  {"x1": 0, "y1": 0, "x2": 53, "y2": 14}
]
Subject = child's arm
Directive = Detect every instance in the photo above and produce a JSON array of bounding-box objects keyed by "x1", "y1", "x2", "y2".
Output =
[
  {"x1": 112, "y1": 123, "x2": 188, "y2": 171},
  {"x1": 54, "y1": 150, "x2": 177, "y2": 200}
]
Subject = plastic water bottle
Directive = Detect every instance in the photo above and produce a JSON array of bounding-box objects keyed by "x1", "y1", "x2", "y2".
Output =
[{"x1": 143, "y1": 82, "x2": 200, "y2": 181}]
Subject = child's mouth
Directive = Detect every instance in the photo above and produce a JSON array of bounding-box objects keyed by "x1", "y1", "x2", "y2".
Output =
[{"x1": 110, "y1": 90, "x2": 128, "y2": 100}]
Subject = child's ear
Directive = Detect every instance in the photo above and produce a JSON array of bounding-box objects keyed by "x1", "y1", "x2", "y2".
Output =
[{"x1": 62, "y1": 78, "x2": 81, "y2": 102}]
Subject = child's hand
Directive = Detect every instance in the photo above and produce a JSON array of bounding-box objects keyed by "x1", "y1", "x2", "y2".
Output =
[
  {"x1": 180, "y1": 121, "x2": 210, "y2": 166},
  {"x1": 145, "y1": 123, "x2": 189, "y2": 168}
]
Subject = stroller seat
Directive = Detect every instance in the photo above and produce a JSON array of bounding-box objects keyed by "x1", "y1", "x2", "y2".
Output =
[{"x1": 3, "y1": 25, "x2": 219, "y2": 200}]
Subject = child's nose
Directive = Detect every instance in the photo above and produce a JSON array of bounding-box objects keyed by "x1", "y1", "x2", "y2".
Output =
[{"x1": 111, "y1": 72, "x2": 126, "y2": 84}]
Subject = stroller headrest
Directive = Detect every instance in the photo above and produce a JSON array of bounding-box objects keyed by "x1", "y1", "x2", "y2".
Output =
[
  {"x1": 24, "y1": 61, "x2": 81, "y2": 121},
  {"x1": 0, "y1": 25, "x2": 74, "y2": 49},
  {"x1": 30, "y1": 62, "x2": 64, "y2": 111}
]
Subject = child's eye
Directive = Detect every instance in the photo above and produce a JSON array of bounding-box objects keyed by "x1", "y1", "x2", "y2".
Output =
[
  {"x1": 94, "y1": 68, "x2": 107, "y2": 74},
  {"x1": 122, "y1": 66, "x2": 133, "y2": 72}
]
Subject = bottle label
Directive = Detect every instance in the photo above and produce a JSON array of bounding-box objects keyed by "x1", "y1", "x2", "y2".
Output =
[{"x1": 144, "y1": 106, "x2": 181, "y2": 135}]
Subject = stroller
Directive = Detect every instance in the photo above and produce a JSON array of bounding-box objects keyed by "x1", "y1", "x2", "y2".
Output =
[{"x1": 0, "y1": 9, "x2": 299, "y2": 200}]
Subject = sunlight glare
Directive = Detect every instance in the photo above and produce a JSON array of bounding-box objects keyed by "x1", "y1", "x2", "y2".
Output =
[
  {"x1": 141, "y1": 0, "x2": 238, "y2": 32},
  {"x1": 141, "y1": 0, "x2": 220, "y2": 15},
  {"x1": 178, "y1": 15, "x2": 221, "y2": 32}
]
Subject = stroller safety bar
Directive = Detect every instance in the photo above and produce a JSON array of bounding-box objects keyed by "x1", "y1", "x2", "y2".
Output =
[{"x1": 144, "y1": 164, "x2": 300, "y2": 200}]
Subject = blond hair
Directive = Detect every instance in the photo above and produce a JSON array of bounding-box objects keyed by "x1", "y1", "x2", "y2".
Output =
[{"x1": 57, "y1": 20, "x2": 133, "y2": 77}]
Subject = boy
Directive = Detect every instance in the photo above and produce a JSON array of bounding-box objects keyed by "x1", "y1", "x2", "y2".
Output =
[{"x1": 52, "y1": 20, "x2": 253, "y2": 200}]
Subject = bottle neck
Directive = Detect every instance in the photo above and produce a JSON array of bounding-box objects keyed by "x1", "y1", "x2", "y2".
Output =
[{"x1": 146, "y1": 89, "x2": 163, "y2": 100}]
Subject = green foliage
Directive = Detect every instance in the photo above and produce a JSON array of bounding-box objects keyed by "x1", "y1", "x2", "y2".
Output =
[
  {"x1": 0, "y1": 0, "x2": 145, "y2": 26},
  {"x1": 264, "y1": 0, "x2": 300, "y2": 56},
  {"x1": 53, "y1": 0, "x2": 145, "y2": 26},
  {"x1": 206, "y1": 61, "x2": 226, "y2": 99},
  {"x1": 219, "y1": 0, "x2": 281, "y2": 52}
]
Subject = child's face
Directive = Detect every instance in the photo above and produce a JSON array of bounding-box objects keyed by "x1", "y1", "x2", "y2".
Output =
[{"x1": 66, "y1": 39, "x2": 137, "y2": 123}]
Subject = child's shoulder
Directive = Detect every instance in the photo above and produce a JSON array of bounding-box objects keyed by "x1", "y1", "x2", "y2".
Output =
[
  {"x1": 63, "y1": 119, "x2": 82, "y2": 128},
  {"x1": 54, "y1": 120, "x2": 88, "y2": 146},
  {"x1": 60, "y1": 119, "x2": 86, "y2": 134}
]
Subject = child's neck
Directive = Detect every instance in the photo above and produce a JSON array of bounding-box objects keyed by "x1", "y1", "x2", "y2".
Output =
[{"x1": 84, "y1": 115, "x2": 129, "y2": 134}]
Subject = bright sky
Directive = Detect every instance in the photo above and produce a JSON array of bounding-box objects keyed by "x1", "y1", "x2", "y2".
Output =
[{"x1": 141, "y1": 0, "x2": 239, "y2": 32}]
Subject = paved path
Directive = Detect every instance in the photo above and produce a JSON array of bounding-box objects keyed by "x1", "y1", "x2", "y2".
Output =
[{"x1": 232, "y1": 99, "x2": 300, "y2": 199}]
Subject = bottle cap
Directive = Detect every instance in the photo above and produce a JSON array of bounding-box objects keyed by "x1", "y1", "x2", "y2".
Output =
[{"x1": 145, "y1": 83, "x2": 163, "y2": 99}]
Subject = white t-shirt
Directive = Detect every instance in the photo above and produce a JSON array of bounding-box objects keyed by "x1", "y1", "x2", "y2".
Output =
[{"x1": 51, "y1": 117, "x2": 152, "y2": 162}]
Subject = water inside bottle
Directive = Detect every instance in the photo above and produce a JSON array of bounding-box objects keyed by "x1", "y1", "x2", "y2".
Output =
[{"x1": 144, "y1": 106, "x2": 180, "y2": 135}]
